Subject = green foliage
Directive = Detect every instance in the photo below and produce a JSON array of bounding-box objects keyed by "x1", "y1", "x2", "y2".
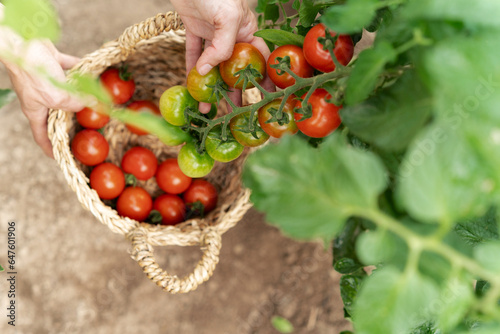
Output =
[
  {"x1": 0, "y1": 89, "x2": 16, "y2": 108},
  {"x1": 340, "y1": 274, "x2": 364, "y2": 317},
  {"x1": 245, "y1": 0, "x2": 500, "y2": 333},
  {"x1": 242, "y1": 134, "x2": 387, "y2": 241},
  {"x1": 341, "y1": 70, "x2": 431, "y2": 152},
  {"x1": 271, "y1": 316, "x2": 294, "y2": 333},
  {"x1": 321, "y1": 0, "x2": 379, "y2": 34},
  {"x1": 343, "y1": 41, "x2": 396, "y2": 105},
  {"x1": 353, "y1": 266, "x2": 440, "y2": 334},
  {"x1": 254, "y1": 29, "x2": 305, "y2": 47},
  {"x1": 455, "y1": 208, "x2": 499, "y2": 247},
  {"x1": 2, "y1": 0, "x2": 60, "y2": 41}
]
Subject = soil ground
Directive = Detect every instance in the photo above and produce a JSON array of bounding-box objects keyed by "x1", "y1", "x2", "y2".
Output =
[{"x1": 0, "y1": 1, "x2": 351, "y2": 333}]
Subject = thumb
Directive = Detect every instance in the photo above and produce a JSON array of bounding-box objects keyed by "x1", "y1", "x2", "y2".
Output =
[
  {"x1": 196, "y1": 23, "x2": 238, "y2": 75},
  {"x1": 49, "y1": 90, "x2": 86, "y2": 113}
]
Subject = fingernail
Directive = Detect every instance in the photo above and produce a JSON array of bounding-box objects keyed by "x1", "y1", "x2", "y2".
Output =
[{"x1": 198, "y1": 64, "x2": 212, "y2": 76}]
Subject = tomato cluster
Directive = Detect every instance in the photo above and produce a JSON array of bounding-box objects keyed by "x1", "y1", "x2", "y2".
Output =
[
  {"x1": 158, "y1": 42, "x2": 270, "y2": 177},
  {"x1": 262, "y1": 24, "x2": 353, "y2": 139},
  {"x1": 71, "y1": 67, "x2": 219, "y2": 225}
]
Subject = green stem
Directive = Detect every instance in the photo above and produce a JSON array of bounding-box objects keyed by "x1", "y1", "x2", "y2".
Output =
[{"x1": 363, "y1": 209, "x2": 500, "y2": 285}]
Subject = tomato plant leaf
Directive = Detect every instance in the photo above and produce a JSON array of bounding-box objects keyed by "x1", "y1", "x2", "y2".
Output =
[
  {"x1": 397, "y1": 126, "x2": 493, "y2": 224},
  {"x1": 344, "y1": 40, "x2": 396, "y2": 106},
  {"x1": 0, "y1": 89, "x2": 16, "y2": 108},
  {"x1": 341, "y1": 70, "x2": 432, "y2": 152},
  {"x1": 474, "y1": 241, "x2": 500, "y2": 273},
  {"x1": 356, "y1": 229, "x2": 405, "y2": 266},
  {"x1": 402, "y1": 0, "x2": 500, "y2": 29},
  {"x1": 435, "y1": 275, "x2": 474, "y2": 332},
  {"x1": 254, "y1": 29, "x2": 305, "y2": 47},
  {"x1": 333, "y1": 218, "x2": 363, "y2": 274},
  {"x1": 112, "y1": 109, "x2": 192, "y2": 146},
  {"x1": 242, "y1": 134, "x2": 387, "y2": 241},
  {"x1": 353, "y1": 266, "x2": 440, "y2": 334},
  {"x1": 321, "y1": 0, "x2": 378, "y2": 34},
  {"x1": 454, "y1": 208, "x2": 499, "y2": 247},
  {"x1": 2, "y1": 0, "x2": 60, "y2": 41},
  {"x1": 256, "y1": 0, "x2": 280, "y2": 22},
  {"x1": 410, "y1": 323, "x2": 439, "y2": 334},
  {"x1": 298, "y1": 0, "x2": 321, "y2": 28},
  {"x1": 366, "y1": 7, "x2": 393, "y2": 33},
  {"x1": 271, "y1": 316, "x2": 294, "y2": 334},
  {"x1": 340, "y1": 274, "x2": 363, "y2": 318}
]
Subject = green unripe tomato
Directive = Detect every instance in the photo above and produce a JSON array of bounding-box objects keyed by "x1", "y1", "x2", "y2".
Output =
[
  {"x1": 159, "y1": 85, "x2": 197, "y2": 126},
  {"x1": 178, "y1": 142, "x2": 215, "y2": 178},
  {"x1": 229, "y1": 111, "x2": 269, "y2": 147},
  {"x1": 205, "y1": 125, "x2": 244, "y2": 163},
  {"x1": 187, "y1": 66, "x2": 222, "y2": 103}
]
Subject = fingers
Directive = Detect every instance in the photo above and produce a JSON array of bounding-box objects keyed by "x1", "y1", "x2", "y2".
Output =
[
  {"x1": 199, "y1": 102, "x2": 212, "y2": 114},
  {"x1": 227, "y1": 88, "x2": 242, "y2": 113},
  {"x1": 196, "y1": 20, "x2": 238, "y2": 75},
  {"x1": 27, "y1": 107, "x2": 54, "y2": 158},
  {"x1": 249, "y1": 36, "x2": 271, "y2": 60},
  {"x1": 185, "y1": 29, "x2": 203, "y2": 75},
  {"x1": 56, "y1": 52, "x2": 80, "y2": 70}
]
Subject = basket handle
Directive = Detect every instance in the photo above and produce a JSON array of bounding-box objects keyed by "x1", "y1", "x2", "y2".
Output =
[
  {"x1": 128, "y1": 226, "x2": 221, "y2": 293},
  {"x1": 117, "y1": 12, "x2": 184, "y2": 57}
]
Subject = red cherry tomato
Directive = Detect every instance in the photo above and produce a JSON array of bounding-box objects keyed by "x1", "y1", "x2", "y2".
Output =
[
  {"x1": 267, "y1": 45, "x2": 314, "y2": 89},
  {"x1": 76, "y1": 104, "x2": 110, "y2": 129},
  {"x1": 219, "y1": 43, "x2": 266, "y2": 89},
  {"x1": 116, "y1": 187, "x2": 152, "y2": 221},
  {"x1": 156, "y1": 158, "x2": 192, "y2": 194},
  {"x1": 258, "y1": 96, "x2": 298, "y2": 138},
  {"x1": 183, "y1": 179, "x2": 218, "y2": 213},
  {"x1": 71, "y1": 129, "x2": 109, "y2": 166},
  {"x1": 303, "y1": 24, "x2": 354, "y2": 73},
  {"x1": 126, "y1": 100, "x2": 161, "y2": 135},
  {"x1": 121, "y1": 146, "x2": 158, "y2": 181},
  {"x1": 153, "y1": 194, "x2": 186, "y2": 225},
  {"x1": 90, "y1": 163, "x2": 125, "y2": 200},
  {"x1": 100, "y1": 68, "x2": 136, "y2": 104},
  {"x1": 294, "y1": 88, "x2": 342, "y2": 138}
]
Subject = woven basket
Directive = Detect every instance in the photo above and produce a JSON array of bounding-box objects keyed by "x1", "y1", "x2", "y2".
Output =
[{"x1": 47, "y1": 12, "x2": 259, "y2": 293}]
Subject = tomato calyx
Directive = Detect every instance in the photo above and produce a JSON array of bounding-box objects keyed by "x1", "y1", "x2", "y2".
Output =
[
  {"x1": 232, "y1": 113, "x2": 262, "y2": 140},
  {"x1": 293, "y1": 102, "x2": 313, "y2": 122},
  {"x1": 125, "y1": 173, "x2": 138, "y2": 187},
  {"x1": 118, "y1": 65, "x2": 133, "y2": 82},
  {"x1": 265, "y1": 106, "x2": 291, "y2": 126},
  {"x1": 233, "y1": 64, "x2": 264, "y2": 92},
  {"x1": 317, "y1": 28, "x2": 345, "y2": 70},
  {"x1": 185, "y1": 201, "x2": 206, "y2": 219},
  {"x1": 204, "y1": 78, "x2": 230, "y2": 105},
  {"x1": 268, "y1": 55, "x2": 292, "y2": 76},
  {"x1": 148, "y1": 209, "x2": 163, "y2": 225}
]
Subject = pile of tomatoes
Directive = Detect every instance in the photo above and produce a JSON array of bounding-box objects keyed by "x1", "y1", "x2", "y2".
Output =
[{"x1": 71, "y1": 67, "x2": 218, "y2": 225}]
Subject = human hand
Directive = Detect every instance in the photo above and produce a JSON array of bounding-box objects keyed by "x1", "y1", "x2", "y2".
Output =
[
  {"x1": 1, "y1": 39, "x2": 85, "y2": 158},
  {"x1": 170, "y1": 0, "x2": 274, "y2": 113}
]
